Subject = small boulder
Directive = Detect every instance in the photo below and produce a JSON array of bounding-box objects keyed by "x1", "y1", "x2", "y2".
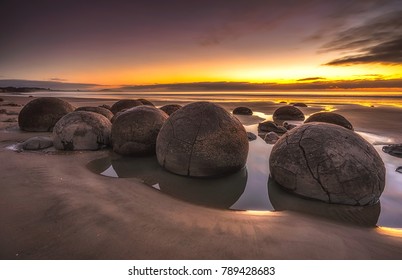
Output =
[
  {"x1": 273, "y1": 105, "x2": 305, "y2": 122},
  {"x1": 53, "y1": 111, "x2": 111, "y2": 150},
  {"x1": 396, "y1": 166, "x2": 402, "y2": 174},
  {"x1": 382, "y1": 144, "x2": 402, "y2": 158},
  {"x1": 18, "y1": 97, "x2": 75, "y2": 132},
  {"x1": 305, "y1": 112, "x2": 353, "y2": 130},
  {"x1": 160, "y1": 104, "x2": 182, "y2": 115},
  {"x1": 264, "y1": 132, "x2": 280, "y2": 144},
  {"x1": 247, "y1": 132, "x2": 257, "y2": 141},
  {"x1": 293, "y1": 102, "x2": 308, "y2": 107},
  {"x1": 99, "y1": 104, "x2": 111, "y2": 110},
  {"x1": 20, "y1": 136, "x2": 53, "y2": 150},
  {"x1": 258, "y1": 120, "x2": 287, "y2": 134},
  {"x1": 233, "y1": 106, "x2": 253, "y2": 115},
  {"x1": 75, "y1": 106, "x2": 113, "y2": 121},
  {"x1": 112, "y1": 106, "x2": 168, "y2": 156},
  {"x1": 110, "y1": 99, "x2": 143, "y2": 114},
  {"x1": 269, "y1": 123, "x2": 385, "y2": 206},
  {"x1": 156, "y1": 102, "x2": 249, "y2": 177}
]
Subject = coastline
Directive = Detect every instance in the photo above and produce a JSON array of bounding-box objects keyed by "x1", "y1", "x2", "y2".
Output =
[{"x1": 1, "y1": 94, "x2": 402, "y2": 259}]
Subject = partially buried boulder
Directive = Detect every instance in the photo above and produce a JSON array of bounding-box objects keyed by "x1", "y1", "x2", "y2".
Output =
[
  {"x1": 292, "y1": 102, "x2": 308, "y2": 107},
  {"x1": 137, "y1": 98, "x2": 155, "y2": 106},
  {"x1": 269, "y1": 123, "x2": 385, "y2": 206},
  {"x1": 110, "y1": 99, "x2": 143, "y2": 114},
  {"x1": 18, "y1": 97, "x2": 75, "y2": 132},
  {"x1": 53, "y1": 111, "x2": 111, "y2": 150},
  {"x1": 112, "y1": 106, "x2": 168, "y2": 156},
  {"x1": 305, "y1": 112, "x2": 353, "y2": 130},
  {"x1": 382, "y1": 144, "x2": 402, "y2": 158},
  {"x1": 233, "y1": 106, "x2": 253, "y2": 115},
  {"x1": 247, "y1": 132, "x2": 257, "y2": 141},
  {"x1": 160, "y1": 104, "x2": 182, "y2": 115},
  {"x1": 156, "y1": 101, "x2": 249, "y2": 177},
  {"x1": 273, "y1": 105, "x2": 305, "y2": 122},
  {"x1": 258, "y1": 120, "x2": 287, "y2": 134},
  {"x1": 19, "y1": 136, "x2": 53, "y2": 150},
  {"x1": 75, "y1": 106, "x2": 113, "y2": 121},
  {"x1": 264, "y1": 132, "x2": 280, "y2": 144}
]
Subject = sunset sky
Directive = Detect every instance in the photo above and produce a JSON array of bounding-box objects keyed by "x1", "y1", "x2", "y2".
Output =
[{"x1": 1, "y1": 0, "x2": 401, "y2": 90}]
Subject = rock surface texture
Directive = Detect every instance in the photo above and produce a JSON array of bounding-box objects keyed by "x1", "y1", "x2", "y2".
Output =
[
  {"x1": 75, "y1": 106, "x2": 113, "y2": 121},
  {"x1": 18, "y1": 97, "x2": 75, "y2": 132},
  {"x1": 233, "y1": 106, "x2": 253, "y2": 115},
  {"x1": 273, "y1": 105, "x2": 305, "y2": 122},
  {"x1": 305, "y1": 112, "x2": 353, "y2": 130},
  {"x1": 53, "y1": 111, "x2": 111, "y2": 150},
  {"x1": 258, "y1": 120, "x2": 287, "y2": 134},
  {"x1": 110, "y1": 99, "x2": 143, "y2": 114},
  {"x1": 269, "y1": 123, "x2": 385, "y2": 206},
  {"x1": 156, "y1": 102, "x2": 249, "y2": 177},
  {"x1": 160, "y1": 104, "x2": 182, "y2": 115},
  {"x1": 112, "y1": 106, "x2": 168, "y2": 156},
  {"x1": 19, "y1": 136, "x2": 53, "y2": 150}
]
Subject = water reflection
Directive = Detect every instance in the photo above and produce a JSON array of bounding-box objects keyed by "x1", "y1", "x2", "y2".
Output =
[
  {"x1": 268, "y1": 177, "x2": 380, "y2": 227},
  {"x1": 87, "y1": 155, "x2": 247, "y2": 209}
]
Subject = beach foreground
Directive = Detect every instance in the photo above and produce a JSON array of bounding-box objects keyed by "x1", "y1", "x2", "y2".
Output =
[{"x1": 1, "y1": 95, "x2": 402, "y2": 259}]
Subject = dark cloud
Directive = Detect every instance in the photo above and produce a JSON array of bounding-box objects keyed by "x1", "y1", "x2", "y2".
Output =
[
  {"x1": 322, "y1": 9, "x2": 402, "y2": 65},
  {"x1": 0, "y1": 79, "x2": 99, "y2": 90},
  {"x1": 297, "y1": 77, "x2": 326, "y2": 82}
]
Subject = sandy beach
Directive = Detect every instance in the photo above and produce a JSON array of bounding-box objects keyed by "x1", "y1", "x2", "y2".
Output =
[{"x1": 1, "y1": 94, "x2": 402, "y2": 260}]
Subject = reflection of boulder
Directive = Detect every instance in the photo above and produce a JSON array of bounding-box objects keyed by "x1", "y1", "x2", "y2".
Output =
[
  {"x1": 305, "y1": 112, "x2": 353, "y2": 130},
  {"x1": 158, "y1": 167, "x2": 247, "y2": 209},
  {"x1": 268, "y1": 177, "x2": 380, "y2": 227},
  {"x1": 18, "y1": 97, "x2": 75, "y2": 132},
  {"x1": 86, "y1": 155, "x2": 247, "y2": 209},
  {"x1": 269, "y1": 123, "x2": 385, "y2": 206},
  {"x1": 156, "y1": 102, "x2": 249, "y2": 177}
]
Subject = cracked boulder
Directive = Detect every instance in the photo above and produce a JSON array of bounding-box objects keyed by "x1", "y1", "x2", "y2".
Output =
[
  {"x1": 305, "y1": 112, "x2": 353, "y2": 130},
  {"x1": 273, "y1": 105, "x2": 305, "y2": 122},
  {"x1": 18, "y1": 97, "x2": 75, "y2": 132},
  {"x1": 156, "y1": 101, "x2": 249, "y2": 177},
  {"x1": 112, "y1": 106, "x2": 168, "y2": 156},
  {"x1": 75, "y1": 106, "x2": 114, "y2": 121},
  {"x1": 110, "y1": 99, "x2": 143, "y2": 114},
  {"x1": 160, "y1": 104, "x2": 182, "y2": 116},
  {"x1": 53, "y1": 111, "x2": 111, "y2": 150},
  {"x1": 269, "y1": 123, "x2": 385, "y2": 206}
]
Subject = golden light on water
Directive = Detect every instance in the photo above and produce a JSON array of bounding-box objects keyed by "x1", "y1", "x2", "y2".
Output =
[{"x1": 377, "y1": 227, "x2": 402, "y2": 238}]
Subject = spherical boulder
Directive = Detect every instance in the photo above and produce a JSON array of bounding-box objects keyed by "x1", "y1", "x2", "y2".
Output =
[
  {"x1": 273, "y1": 105, "x2": 305, "y2": 122},
  {"x1": 53, "y1": 111, "x2": 111, "y2": 150},
  {"x1": 233, "y1": 106, "x2": 253, "y2": 115},
  {"x1": 305, "y1": 112, "x2": 353, "y2": 130},
  {"x1": 18, "y1": 97, "x2": 75, "y2": 132},
  {"x1": 269, "y1": 123, "x2": 385, "y2": 206},
  {"x1": 111, "y1": 106, "x2": 168, "y2": 156},
  {"x1": 137, "y1": 98, "x2": 155, "y2": 106},
  {"x1": 110, "y1": 99, "x2": 143, "y2": 114},
  {"x1": 160, "y1": 104, "x2": 182, "y2": 115},
  {"x1": 156, "y1": 101, "x2": 249, "y2": 177},
  {"x1": 75, "y1": 106, "x2": 113, "y2": 121}
]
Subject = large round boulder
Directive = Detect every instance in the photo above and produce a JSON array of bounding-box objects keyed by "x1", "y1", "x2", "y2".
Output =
[
  {"x1": 269, "y1": 123, "x2": 385, "y2": 206},
  {"x1": 111, "y1": 106, "x2": 168, "y2": 156},
  {"x1": 305, "y1": 112, "x2": 353, "y2": 130},
  {"x1": 110, "y1": 99, "x2": 143, "y2": 114},
  {"x1": 75, "y1": 106, "x2": 113, "y2": 121},
  {"x1": 273, "y1": 105, "x2": 305, "y2": 122},
  {"x1": 53, "y1": 111, "x2": 111, "y2": 150},
  {"x1": 18, "y1": 97, "x2": 75, "y2": 132},
  {"x1": 160, "y1": 104, "x2": 182, "y2": 115},
  {"x1": 156, "y1": 101, "x2": 249, "y2": 177}
]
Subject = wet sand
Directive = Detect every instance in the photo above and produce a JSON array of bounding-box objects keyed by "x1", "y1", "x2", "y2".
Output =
[{"x1": 1, "y1": 95, "x2": 402, "y2": 259}]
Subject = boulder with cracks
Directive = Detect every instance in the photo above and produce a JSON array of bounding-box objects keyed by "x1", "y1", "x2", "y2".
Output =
[{"x1": 269, "y1": 123, "x2": 385, "y2": 206}]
